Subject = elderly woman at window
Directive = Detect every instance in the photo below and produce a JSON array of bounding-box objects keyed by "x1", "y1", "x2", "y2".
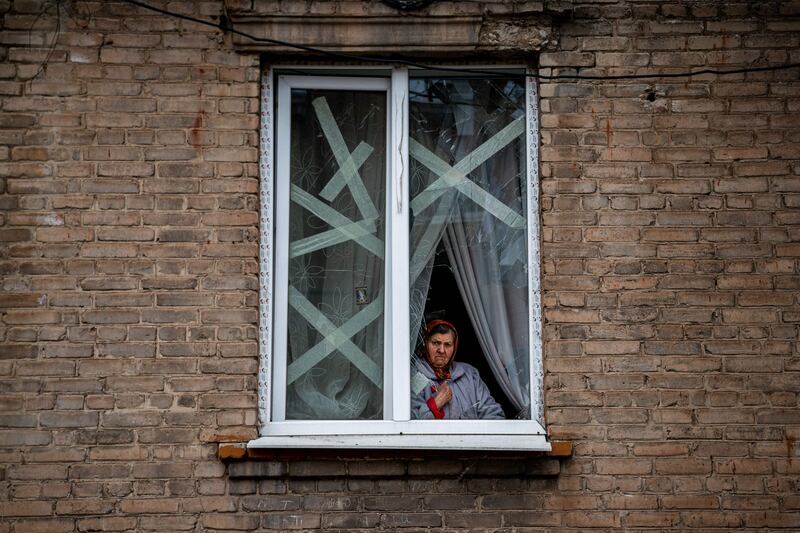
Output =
[{"x1": 411, "y1": 320, "x2": 505, "y2": 420}]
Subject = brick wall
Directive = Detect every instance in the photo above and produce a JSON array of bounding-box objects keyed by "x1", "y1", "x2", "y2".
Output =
[{"x1": 1, "y1": 0, "x2": 799, "y2": 531}]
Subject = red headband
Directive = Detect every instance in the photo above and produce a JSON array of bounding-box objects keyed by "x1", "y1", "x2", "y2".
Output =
[{"x1": 426, "y1": 319, "x2": 457, "y2": 335}]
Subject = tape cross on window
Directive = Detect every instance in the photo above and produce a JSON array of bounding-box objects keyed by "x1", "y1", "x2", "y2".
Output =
[
  {"x1": 287, "y1": 286, "x2": 384, "y2": 387},
  {"x1": 409, "y1": 116, "x2": 526, "y2": 230},
  {"x1": 312, "y1": 97, "x2": 379, "y2": 220}
]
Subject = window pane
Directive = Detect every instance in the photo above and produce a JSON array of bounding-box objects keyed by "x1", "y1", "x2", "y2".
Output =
[
  {"x1": 408, "y1": 76, "x2": 531, "y2": 420},
  {"x1": 284, "y1": 88, "x2": 386, "y2": 420}
]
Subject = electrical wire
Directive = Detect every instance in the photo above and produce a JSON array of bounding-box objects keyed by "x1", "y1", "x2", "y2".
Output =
[
  {"x1": 30, "y1": 0, "x2": 61, "y2": 81},
  {"x1": 120, "y1": 0, "x2": 800, "y2": 82}
]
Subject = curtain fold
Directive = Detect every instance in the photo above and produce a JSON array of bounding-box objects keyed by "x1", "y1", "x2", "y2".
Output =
[{"x1": 442, "y1": 210, "x2": 529, "y2": 414}]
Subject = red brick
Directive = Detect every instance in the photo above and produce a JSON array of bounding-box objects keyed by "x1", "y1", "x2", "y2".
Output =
[
  {"x1": 662, "y1": 495, "x2": 719, "y2": 509},
  {"x1": 540, "y1": 52, "x2": 595, "y2": 67},
  {"x1": 0, "y1": 501, "x2": 53, "y2": 517},
  {"x1": 54, "y1": 499, "x2": 115, "y2": 516},
  {"x1": 565, "y1": 511, "x2": 619, "y2": 528},
  {"x1": 623, "y1": 512, "x2": 681, "y2": 528},
  {"x1": 118, "y1": 499, "x2": 179, "y2": 514},
  {"x1": 4, "y1": 310, "x2": 62, "y2": 324},
  {"x1": 0, "y1": 293, "x2": 46, "y2": 307},
  {"x1": 655, "y1": 458, "x2": 712, "y2": 475},
  {"x1": 595, "y1": 458, "x2": 652, "y2": 475}
]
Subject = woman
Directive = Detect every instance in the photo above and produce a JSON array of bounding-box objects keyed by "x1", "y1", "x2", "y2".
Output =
[{"x1": 411, "y1": 320, "x2": 505, "y2": 420}]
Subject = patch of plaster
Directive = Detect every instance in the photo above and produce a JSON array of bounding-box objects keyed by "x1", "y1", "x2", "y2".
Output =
[
  {"x1": 479, "y1": 19, "x2": 556, "y2": 51},
  {"x1": 39, "y1": 214, "x2": 64, "y2": 226}
]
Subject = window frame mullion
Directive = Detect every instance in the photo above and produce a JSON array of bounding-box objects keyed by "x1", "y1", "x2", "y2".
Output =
[
  {"x1": 271, "y1": 74, "x2": 291, "y2": 422},
  {"x1": 388, "y1": 67, "x2": 411, "y2": 421}
]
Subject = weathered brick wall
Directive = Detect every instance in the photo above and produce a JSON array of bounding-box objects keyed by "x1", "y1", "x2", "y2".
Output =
[
  {"x1": 1, "y1": 0, "x2": 798, "y2": 531},
  {"x1": 537, "y1": 1, "x2": 800, "y2": 529}
]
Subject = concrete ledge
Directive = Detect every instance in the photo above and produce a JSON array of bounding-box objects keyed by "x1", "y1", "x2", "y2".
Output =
[
  {"x1": 228, "y1": 14, "x2": 556, "y2": 54},
  {"x1": 219, "y1": 441, "x2": 572, "y2": 478},
  {"x1": 225, "y1": 455, "x2": 565, "y2": 479}
]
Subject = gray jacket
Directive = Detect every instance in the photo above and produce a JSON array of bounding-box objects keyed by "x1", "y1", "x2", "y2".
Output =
[{"x1": 411, "y1": 359, "x2": 505, "y2": 420}]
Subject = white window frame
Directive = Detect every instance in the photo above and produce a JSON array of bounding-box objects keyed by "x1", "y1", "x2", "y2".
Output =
[{"x1": 252, "y1": 65, "x2": 547, "y2": 451}]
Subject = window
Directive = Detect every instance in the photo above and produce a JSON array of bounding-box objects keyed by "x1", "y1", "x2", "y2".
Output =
[{"x1": 253, "y1": 66, "x2": 547, "y2": 450}]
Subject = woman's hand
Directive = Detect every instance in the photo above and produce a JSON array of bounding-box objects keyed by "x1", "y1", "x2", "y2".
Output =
[{"x1": 433, "y1": 382, "x2": 453, "y2": 410}]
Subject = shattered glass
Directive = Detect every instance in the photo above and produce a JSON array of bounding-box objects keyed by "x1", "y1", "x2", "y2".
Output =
[{"x1": 408, "y1": 76, "x2": 532, "y2": 420}]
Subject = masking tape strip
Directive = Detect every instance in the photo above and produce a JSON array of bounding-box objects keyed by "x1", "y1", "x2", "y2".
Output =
[
  {"x1": 290, "y1": 218, "x2": 378, "y2": 258},
  {"x1": 410, "y1": 138, "x2": 525, "y2": 229},
  {"x1": 409, "y1": 197, "x2": 455, "y2": 283},
  {"x1": 319, "y1": 142, "x2": 374, "y2": 201},
  {"x1": 457, "y1": 178, "x2": 526, "y2": 229},
  {"x1": 287, "y1": 285, "x2": 384, "y2": 387},
  {"x1": 291, "y1": 184, "x2": 384, "y2": 259},
  {"x1": 410, "y1": 117, "x2": 525, "y2": 224},
  {"x1": 312, "y1": 97, "x2": 379, "y2": 220},
  {"x1": 411, "y1": 370, "x2": 430, "y2": 396}
]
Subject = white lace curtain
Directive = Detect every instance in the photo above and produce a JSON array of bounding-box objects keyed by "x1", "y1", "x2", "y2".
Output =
[{"x1": 286, "y1": 89, "x2": 387, "y2": 420}]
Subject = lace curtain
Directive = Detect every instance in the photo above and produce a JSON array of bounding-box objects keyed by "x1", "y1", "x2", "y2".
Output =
[{"x1": 285, "y1": 88, "x2": 386, "y2": 419}]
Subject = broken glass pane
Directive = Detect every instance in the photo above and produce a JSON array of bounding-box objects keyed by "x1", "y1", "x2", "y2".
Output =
[{"x1": 408, "y1": 76, "x2": 532, "y2": 420}]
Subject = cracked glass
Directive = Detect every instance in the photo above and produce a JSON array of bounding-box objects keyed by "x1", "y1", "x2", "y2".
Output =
[{"x1": 407, "y1": 76, "x2": 532, "y2": 420}]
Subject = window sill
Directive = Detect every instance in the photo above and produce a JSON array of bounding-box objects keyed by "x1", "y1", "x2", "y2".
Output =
[
  {"x1": 220, "y1": 440, "x2": 571, "y2": 461},
  {"x1": 246, "y1": 433, "x2": 551, "y2": 451},
  {"x1": 219, "y1": 440, "x2": 571, "y2": 478}
]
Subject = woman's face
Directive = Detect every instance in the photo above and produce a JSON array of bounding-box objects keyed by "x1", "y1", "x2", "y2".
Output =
[{"x1": 425, "y1": 332, "x2": 455, "y2": 371}]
